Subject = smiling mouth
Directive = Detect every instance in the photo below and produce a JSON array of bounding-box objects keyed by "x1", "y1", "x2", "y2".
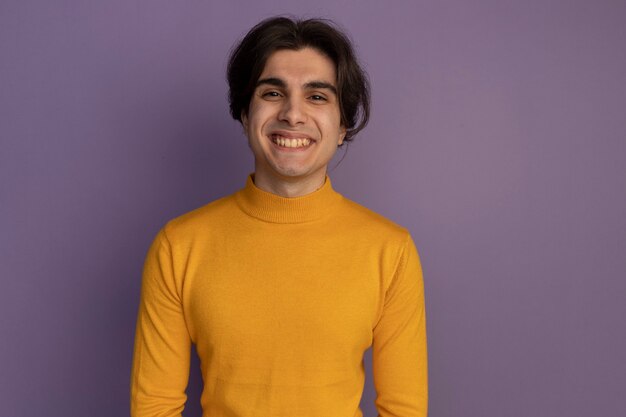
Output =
[{"x1": 270, "y1": 134, "x2": 313, "y2": 149}]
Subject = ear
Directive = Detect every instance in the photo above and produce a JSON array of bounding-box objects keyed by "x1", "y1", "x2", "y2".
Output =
[
  {"x1": 241, "y1": 110, "x2": 248, "y2": 131},
  {"x1": 338, "y1": 125, "x2": 347, "y2": 146}
]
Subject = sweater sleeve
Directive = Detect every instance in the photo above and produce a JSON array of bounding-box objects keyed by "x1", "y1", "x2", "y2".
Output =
[
  {"x1": 130, "y1": 228, "x2": 191, "y2": 417},
  {"x1": 372, "y1": 233, "x2": 428, "y2": 417}
]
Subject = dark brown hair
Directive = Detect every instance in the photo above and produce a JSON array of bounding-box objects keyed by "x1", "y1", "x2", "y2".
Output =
[{"x1": 227, "y1": 16, "x2": 370, "y2": 144}]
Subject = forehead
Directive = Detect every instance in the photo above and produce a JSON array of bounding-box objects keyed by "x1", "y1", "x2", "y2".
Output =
[{"x1": 259, "y1": 47, "x2": 337, "y2": 83}]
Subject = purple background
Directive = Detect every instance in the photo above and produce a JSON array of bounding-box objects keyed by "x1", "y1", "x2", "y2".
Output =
[{"x1": 1, "y1": 1, "x2": 625, "y2": 416}]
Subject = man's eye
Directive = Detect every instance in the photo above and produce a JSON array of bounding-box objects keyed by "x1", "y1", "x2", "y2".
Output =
[
  {"x1": 262, "y1": 91, "x2": 281, "y2": 98},
  {"x1": 310, "y1": 95, "x2": 327, "y2": 101}
]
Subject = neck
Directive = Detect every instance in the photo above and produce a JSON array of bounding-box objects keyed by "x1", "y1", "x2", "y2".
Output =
[
  {"x1": 235, "y1": 172, "x2": 342, "y2": 223},
  {"x1": 252, "y1": 169, "x2": 327, "y2": 198}
]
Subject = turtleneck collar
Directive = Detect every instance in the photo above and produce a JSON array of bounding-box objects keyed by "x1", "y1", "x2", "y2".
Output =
[{"x1": 234, "y1": 173, "x2": 343, "y2": 223}]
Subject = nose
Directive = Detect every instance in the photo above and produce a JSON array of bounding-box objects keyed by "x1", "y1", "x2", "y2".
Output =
[{"x1": 278, "y1": 95, "x2": 307, "y2": 126}]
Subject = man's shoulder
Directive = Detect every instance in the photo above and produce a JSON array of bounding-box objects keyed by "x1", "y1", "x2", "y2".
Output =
[
  {"x1": 337, "y1": 194, "x2": 411, "y2": 241},
  {"x1": 160, "y1": 193, "x2": 238, "y2": 241}
]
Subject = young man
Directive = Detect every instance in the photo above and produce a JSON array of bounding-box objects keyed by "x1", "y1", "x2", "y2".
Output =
[{"x1": 131, "y1": 16, "x2": 428, "y2": 417}]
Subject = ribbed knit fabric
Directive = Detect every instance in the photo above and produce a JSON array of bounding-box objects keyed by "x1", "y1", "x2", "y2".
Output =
[{"x1": 130, "y1": 173, "x2": 428, "y2": 417}]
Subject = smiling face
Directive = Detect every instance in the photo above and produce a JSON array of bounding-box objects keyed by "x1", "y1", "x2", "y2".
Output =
[{"x1": 241, "y1": 47, "x2": 347, "y2": 196}]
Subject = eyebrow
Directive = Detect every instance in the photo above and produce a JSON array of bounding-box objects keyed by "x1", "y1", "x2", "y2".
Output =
[{"x1": 256, "y1": 77, "x2": 338, "y2": 95}]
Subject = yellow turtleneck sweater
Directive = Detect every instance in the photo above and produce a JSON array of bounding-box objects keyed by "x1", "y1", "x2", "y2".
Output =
[{"x1": 130, "y1": 174, "x2": 428, "y2": 417}]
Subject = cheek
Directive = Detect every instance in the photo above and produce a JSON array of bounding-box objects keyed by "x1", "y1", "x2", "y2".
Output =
[
  {"x1": 322, "y1": 114, "x2": 344, "y2": 137},
  {"x1": 247, "y1": 104, "x2": 274, "y2": 131}
]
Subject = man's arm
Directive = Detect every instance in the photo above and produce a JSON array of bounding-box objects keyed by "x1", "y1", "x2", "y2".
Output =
[
  {"x1": 130, "y1": 229, "x2": 191, "y2": 417},
  {"x1": 372, "y1": 233, "x2": 428, "y2": 417}
]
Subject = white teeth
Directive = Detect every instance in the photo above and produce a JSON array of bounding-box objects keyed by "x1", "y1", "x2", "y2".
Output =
[{"x1": 272, "y1": 135, "x2": 311, "y2": 148}]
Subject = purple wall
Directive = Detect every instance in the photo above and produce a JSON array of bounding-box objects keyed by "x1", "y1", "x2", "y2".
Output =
[{"x1": 2, "y1": 1, "x2": 625, "y2": 416}]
